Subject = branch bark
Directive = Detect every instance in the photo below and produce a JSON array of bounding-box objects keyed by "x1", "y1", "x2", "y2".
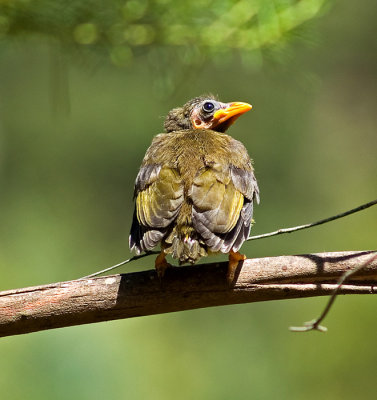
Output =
[{"x1": 1, "y1": 250, "x2": 376, "y2": 338}]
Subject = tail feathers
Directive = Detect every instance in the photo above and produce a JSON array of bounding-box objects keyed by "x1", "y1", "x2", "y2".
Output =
[{"x1": 164, "y1": 229, "x2": 207, "y2": 264}]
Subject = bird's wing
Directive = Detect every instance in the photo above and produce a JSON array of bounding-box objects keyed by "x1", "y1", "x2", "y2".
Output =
[
  {"x1": 130, "y1": 164, "x2": 184, "y2": 253},
  {"x1": 135, "y1": 166, "x2": 184, "y2": 228},
  {"x1": 190, "y1": 163, "x2": 259, "y2": 253}
]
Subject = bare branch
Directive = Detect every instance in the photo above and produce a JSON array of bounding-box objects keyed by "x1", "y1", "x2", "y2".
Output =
[
  {"x1": 290, "y1": 252, "x2": 377, "y2": 332},
  {"x1": 0, "y1": 250, "x2": 376, "y2": 338},
  {"x1": 247, "y1": 198, "x2": 377, "y2": 241}
]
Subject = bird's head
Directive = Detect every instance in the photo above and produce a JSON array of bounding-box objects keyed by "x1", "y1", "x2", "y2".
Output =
[{"x1": 164, "y1": 95, "x2": 252, "y2": 133}]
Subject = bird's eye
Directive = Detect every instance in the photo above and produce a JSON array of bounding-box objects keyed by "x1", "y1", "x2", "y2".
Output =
[{"x1": 202, "y1": 101, "x2": 215, "y2": 113}]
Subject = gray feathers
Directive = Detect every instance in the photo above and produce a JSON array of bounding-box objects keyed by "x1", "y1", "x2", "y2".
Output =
[
  {"x1": 129, "y1": 212, "x2": 166, "y2": 254},
  {"x1": 133, "y1": 164, "x2": 161, "y2": 196}
]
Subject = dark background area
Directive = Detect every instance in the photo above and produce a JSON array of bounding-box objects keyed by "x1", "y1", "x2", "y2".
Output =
[{"x1": 0, "y1": 1, "x2": 376, "y2": 399}]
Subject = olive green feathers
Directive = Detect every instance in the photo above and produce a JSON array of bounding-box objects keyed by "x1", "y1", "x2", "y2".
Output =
[{"x1": 130, "y1": 124, "x2": 259, "y2": 264}]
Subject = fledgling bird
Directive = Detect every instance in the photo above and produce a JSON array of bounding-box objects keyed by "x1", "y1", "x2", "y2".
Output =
[{"x1": 129, "y1": 95, "x2": 259, "y2": 279}]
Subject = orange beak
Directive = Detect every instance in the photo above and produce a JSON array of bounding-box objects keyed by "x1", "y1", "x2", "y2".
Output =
[{"x1": 211, "y1": 102, "x2": 252, "y2": 131}]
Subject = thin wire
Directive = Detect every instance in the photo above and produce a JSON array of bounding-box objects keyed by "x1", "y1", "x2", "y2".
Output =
[
  {"x1": 79, "y1": 251, "x2": 159, "y2": 279},
  {"x1": 247, "y1": 199, "x2": 377, "y2": 241}
]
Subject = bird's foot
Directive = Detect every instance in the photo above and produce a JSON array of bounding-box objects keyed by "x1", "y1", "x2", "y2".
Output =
[
  {"x1": 227, "y1": 250, "x2": 246, "y2": 284},
  {"x1": 155, "y1": 251, "x2": 171, "y2": 279}
]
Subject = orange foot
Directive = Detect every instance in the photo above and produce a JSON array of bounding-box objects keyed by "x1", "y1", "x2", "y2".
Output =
[
  {"x1": 227, "y1": 250, "x2": 246, "y2": 284},
  {"x1": 155, "y1": 251, "x2": 171, "y2": 279}
]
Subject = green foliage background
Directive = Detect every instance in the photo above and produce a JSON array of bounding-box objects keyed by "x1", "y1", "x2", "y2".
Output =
[{"x1": 0, "y1": 1, "x2": 376, "y2": 399}]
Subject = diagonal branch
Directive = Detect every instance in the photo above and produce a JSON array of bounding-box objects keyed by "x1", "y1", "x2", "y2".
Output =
[{"x1": 0, "y1": 250, "x2": 376, "y2": 338}]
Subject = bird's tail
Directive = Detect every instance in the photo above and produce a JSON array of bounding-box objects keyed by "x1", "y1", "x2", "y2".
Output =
[
  {"x1": 164, "y1": 227, "x2": 207, "y2": 265},
  {"x1": 170, "y1": 230, "x2": 207, "y2": 264},
  {"x1": 163, "y1": 202, "x2": 207, "y2": 264}
]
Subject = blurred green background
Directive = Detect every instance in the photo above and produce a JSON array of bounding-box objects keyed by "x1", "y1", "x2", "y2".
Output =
[{"x1": 0, "y1": 0, "x2": 376, "y2": 399}]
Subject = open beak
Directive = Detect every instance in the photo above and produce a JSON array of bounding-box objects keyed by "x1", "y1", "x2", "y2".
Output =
[{"x1": 211, "y1": 102, "x2": 252, "y2": 132}]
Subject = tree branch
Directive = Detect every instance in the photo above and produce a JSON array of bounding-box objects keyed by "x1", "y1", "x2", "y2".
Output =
[
  {"x1": 0, "y1": 250, "x2": 376, "y2": 338},
  {"x1": 290, "y1": 252, "x2": 377, "y2": 332}
]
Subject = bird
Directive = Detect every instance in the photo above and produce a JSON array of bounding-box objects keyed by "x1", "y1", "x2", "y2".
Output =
[{"x1": 129, "y1": 95, "x2": 259, "y2": 280}]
